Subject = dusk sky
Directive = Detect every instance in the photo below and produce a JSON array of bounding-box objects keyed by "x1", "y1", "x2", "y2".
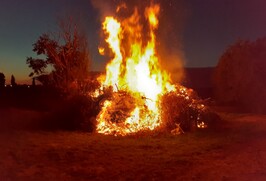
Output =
[{"x1": 0, "y1": 0, "x2": 266, "y2": 84}]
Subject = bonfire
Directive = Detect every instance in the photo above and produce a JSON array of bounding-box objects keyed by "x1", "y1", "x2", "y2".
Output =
[{"x1": 92, "y1": 3, "x2": 208, "y2": 136}]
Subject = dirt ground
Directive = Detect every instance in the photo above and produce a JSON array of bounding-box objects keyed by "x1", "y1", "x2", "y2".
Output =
[{"x1": 0, "y1": 108, "x2": 266, "y2": 180}]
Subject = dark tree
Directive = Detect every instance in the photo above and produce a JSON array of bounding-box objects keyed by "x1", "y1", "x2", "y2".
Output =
[
  {"x1": 26, "y1": 18, "x2": 91, "y2": 95},
  {"x1": 11, "y1": 75, "x2": 17, "y2": 87},
  {"x1": 214, "y1": 38, "x2": 266, "y2": 113},
  {"x1": 32, "y1": 77, "x2": 36, "y2": 87},
  {"x1": 0, "y1": 72, "x2": 5, "y2": 88}
]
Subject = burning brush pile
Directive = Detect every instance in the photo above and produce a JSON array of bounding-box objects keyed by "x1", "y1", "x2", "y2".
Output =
[{"x1": 91, "y1": 3, "x2": 209, "y2": 136}]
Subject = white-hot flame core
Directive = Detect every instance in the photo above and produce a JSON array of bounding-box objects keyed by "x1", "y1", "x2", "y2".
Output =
[{"x1": 102, "y1": 17, "x2": 123, "y2": 90}]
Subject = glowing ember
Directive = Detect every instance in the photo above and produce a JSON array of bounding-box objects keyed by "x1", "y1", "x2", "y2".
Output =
[
  {"x1": 98, "y1": 47, "x2": 105, "y2": 55},
  {"x1": 94, "y1": 3, "x2": 197, "y2": 136}
]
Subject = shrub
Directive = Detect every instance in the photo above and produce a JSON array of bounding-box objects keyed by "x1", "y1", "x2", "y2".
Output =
[
  {"x1": 214, "y1": 38, "x2": 266, "y2": 113},
  {"x1": 42, "y1": 95, "x2": 99, "y2": 131}
]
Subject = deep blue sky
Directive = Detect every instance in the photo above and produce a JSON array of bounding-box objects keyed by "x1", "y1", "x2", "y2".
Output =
[
  {"x1": 184, "y1": 0, "x2": 266, "y2": 67},
  {"x1": 0, "y1": 0, "x2": 266, "y2": 83}
]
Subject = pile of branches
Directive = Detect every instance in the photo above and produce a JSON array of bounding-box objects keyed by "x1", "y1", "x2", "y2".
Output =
[
  {"x1": 93, "y1": 85, "x2": 213, "y2": 135},
  {"x1": 95, "y1": 87, "x2": 144, "y2": 125},
  {"x1": 103, "y1": 90, "x2": 137, "y2": 124},
  {"x1": 160, "y1": 85, "x2": 208, "y2": 134}
]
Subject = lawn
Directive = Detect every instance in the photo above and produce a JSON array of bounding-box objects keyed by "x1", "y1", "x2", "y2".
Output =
[{"x1": 0, "y1": 108, "x2": 266, "y2": 180}]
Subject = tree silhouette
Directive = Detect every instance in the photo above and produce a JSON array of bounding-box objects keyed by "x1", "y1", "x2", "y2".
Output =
[
  {"x1": 11, "y1": 75, "x2": 17, "y2": 87},
  {"x1": 32, "y1": 77, "x2": 36, "y2": 87},
  {"x1": 0, "y1": 72, "x2": 5, "y2": 88},
  {"x1": 26, "y1": 18, "x2": 91, "y2": 95},
  {"x1": 214, "y1": 37, "x2": 266, "y2": 113}
]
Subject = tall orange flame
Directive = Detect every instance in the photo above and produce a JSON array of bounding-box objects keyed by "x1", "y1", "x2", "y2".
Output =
[{"x1": 96, "y1": 4, "x2": 175, "y2": 135}]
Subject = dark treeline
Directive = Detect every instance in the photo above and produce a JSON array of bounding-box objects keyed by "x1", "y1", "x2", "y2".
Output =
[
  {"x1": 0, "y1": 85, "x2": 61, "y2": 111},
  {"x1": 0, "y1": 84, "x2": 99, "y2": 131}
]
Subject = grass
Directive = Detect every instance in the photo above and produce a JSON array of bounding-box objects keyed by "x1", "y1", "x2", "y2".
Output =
[{"x1": 0, "y1": 108, "x2": 266, "y2": 180}]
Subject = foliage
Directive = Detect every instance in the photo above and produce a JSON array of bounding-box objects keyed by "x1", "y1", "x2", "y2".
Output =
[
  {"x1": 32, "y1": 78, "x2": 36, "y2": 86},
  {"x1": 11, "y1": 75, "x2": 17, "y2": 87},
  {"x1": 26, "y1": 19, "x2": 91, "y2": 95},
  {"x1": 0, "y1": 72, "x2": 5, "y2": 88},
  {"x1": 214, "y1": 38, "x2": 266, "y2": 113},
  {"x1": 43, "y1": 95, "x2": 99, "y2": 131},
  {"x1": 25, "y1": 18, "x2": 101, "y2": 131}
]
